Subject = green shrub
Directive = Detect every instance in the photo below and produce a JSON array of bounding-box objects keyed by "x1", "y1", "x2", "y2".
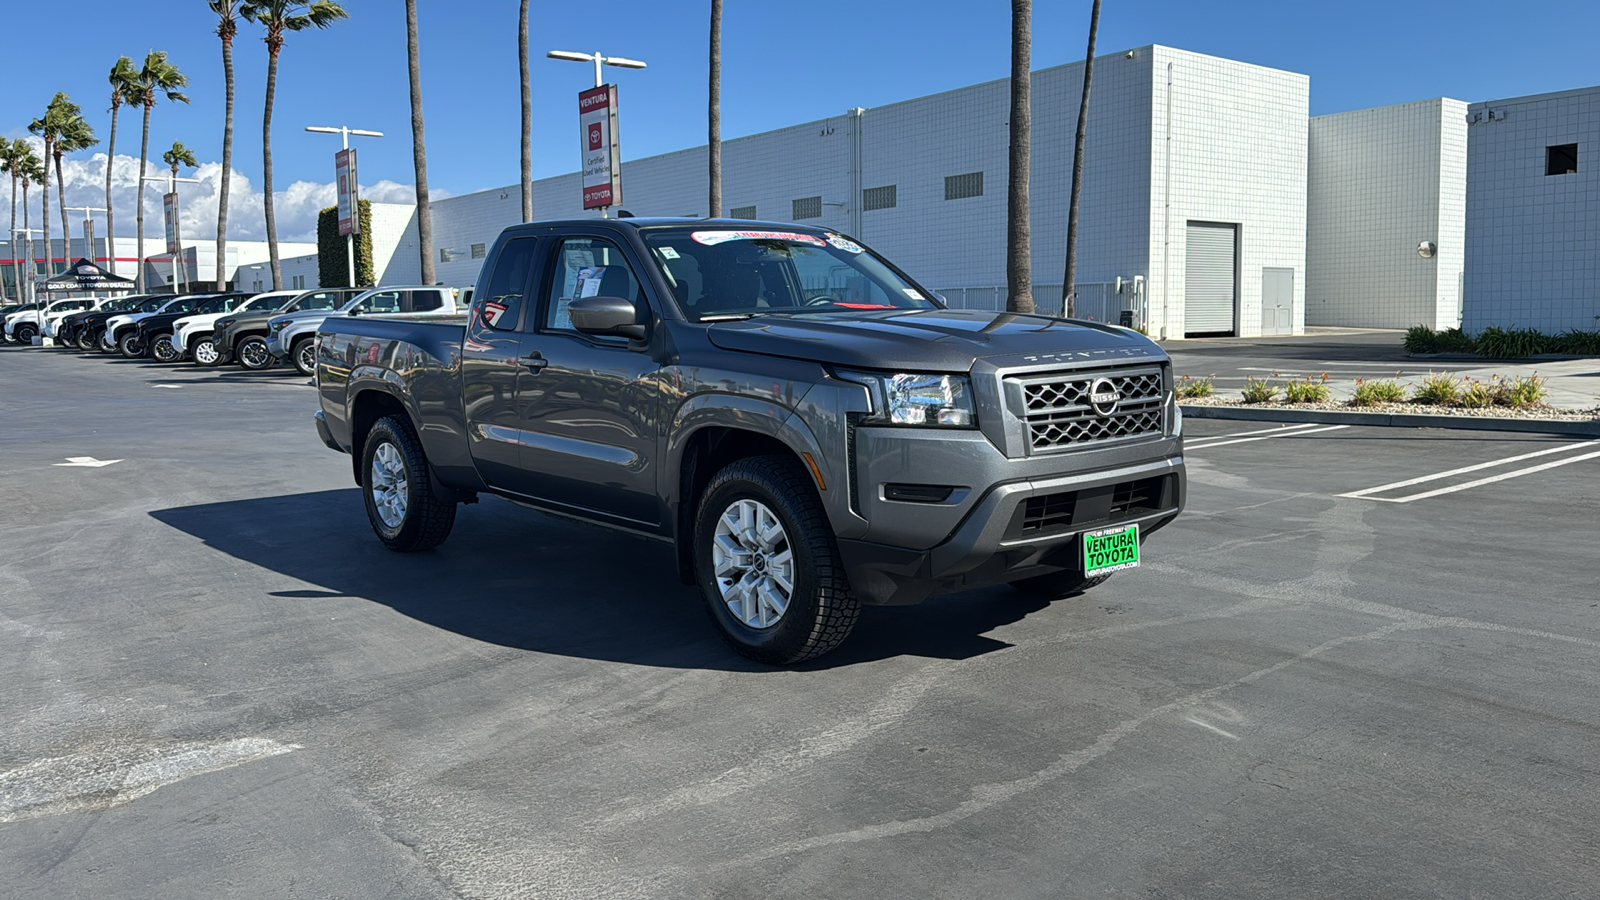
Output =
[
  {"x1": 1552, "y1": 329, "x2": 1600, "y2": 355},
  {"x1": 1351, "y1": 379, "x2": 1406, "y2": 406},
  {"x1": 1411, "y1": 372, "x2": 1463, "y2": 406},
  {"x1": 1175, "y1": 374, "x2": 1214, "y2": 399},
  {"x1": 1497, "y1": 374, "x2": 1547, "y2": 408},
  {"x1": 1459, "y1": 378, "x2": 1497, "y2": 408},
  {"x1": 1405, "y1": 325, "x2": 1475, "y2": 354},
  {"x1": 317, "y1": 200, "x2": 376, "y2": 288},
  {"x1": 1240, "y1": 377, "x2": 1278, "y2": 404},
  {"x1": 1282, "y1": 375, "x2": 1331, "y2": 403},
  {"x1": 1474, "y1": 326, "x2": 1554, "y2": 359}
]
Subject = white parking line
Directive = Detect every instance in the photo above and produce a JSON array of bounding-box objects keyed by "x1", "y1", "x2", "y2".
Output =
[
  {"x1": 1187, "y1": 424, "x2": 1349, "y2": 450},
  {"x1": 1341, "y1": 439, "x2": 1600, "y2": 503},
  {"x1": 1187, "y1": 422, "x2": 1324, "y2": 442}
]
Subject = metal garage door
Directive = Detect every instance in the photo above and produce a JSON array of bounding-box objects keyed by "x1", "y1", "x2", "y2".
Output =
[{"x1": 1184, "y1": 223, "x2": 1236, "y2": 335}]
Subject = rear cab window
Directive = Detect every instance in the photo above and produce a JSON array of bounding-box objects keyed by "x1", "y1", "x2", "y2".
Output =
[{"x1": 475, "y1": 238, "x2": 539, "y2": 331}]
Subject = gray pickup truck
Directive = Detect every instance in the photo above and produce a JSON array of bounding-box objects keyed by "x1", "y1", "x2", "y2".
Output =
[{"x1": 313, "y1": 218, "x2": 1185, "y2": 664}]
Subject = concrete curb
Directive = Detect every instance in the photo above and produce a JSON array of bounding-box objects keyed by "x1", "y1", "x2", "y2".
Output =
[
  {"x1": 1406, "y1": 352, "x2": 1598, "y2": 362},
  {"x1": 1180, "y1": 403, "x2": 1600, "y2": 437}
]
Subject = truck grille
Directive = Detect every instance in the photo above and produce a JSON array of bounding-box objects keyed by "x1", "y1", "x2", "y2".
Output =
[
  {"x1": 1011, "y1": 474, "x2": 1176, "y2": 538},
  {"x1": 1013, "y1": 369, "x2": 1165, "y2": 452}
]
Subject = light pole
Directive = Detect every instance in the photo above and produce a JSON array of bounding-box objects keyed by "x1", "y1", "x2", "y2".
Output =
[
  {"x1": 14, "y1": 227, "x2": 42, "y2": 303},
  {"x1": 545, "y1": 49, "x2": 647, "y2": 89},
  {"x1": 306, "y1": 126, "x2": 382, "y2": 288},
  {"x1": 66, "y1": 206, "x2": 109, "y2": 278},
  {"x1": 141, "y1": 173, "x2": 200, "y2": 293}
]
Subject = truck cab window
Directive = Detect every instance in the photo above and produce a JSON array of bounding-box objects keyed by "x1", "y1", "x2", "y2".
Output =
[
  {"x1": 477, "y1": 238, "x2": 537, "y2": 331},
  {"x1": 358, "y1": 291, "x2": 403, "y2": 314},
  {"x1": 544, "y1": 237, "x2": 643, "y2": 337}
]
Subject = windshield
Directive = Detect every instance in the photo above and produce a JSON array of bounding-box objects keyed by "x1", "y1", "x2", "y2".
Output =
[
  {"x1": 159, "y1": 296, "x2": 206, "y2": 314},
  {"x1": 245, "y1": 294, "x2": 287, "y2": 312},
  {"x1": 292, "y1": 290, "x2": 349, "y2": 312},
  {"x1": 194, "y1": 295, "x2": 236, "y2": 314},
  {"x1": 641, "y1": 228, "x2": 938, "y2": 322},
  {"x1": 137, "y1": 297, "x2": 170, "y2": 312}
]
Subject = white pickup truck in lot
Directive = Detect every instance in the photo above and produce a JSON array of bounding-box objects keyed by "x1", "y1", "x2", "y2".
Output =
[{"x1": 268, "y1": 285, "x2": 460, "y2": 375}]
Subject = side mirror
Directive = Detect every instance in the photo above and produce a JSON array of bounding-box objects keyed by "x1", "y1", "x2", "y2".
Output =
[
  {"x1": 569, "y1": 295, "x2": 647, "y2": 341},
  {"x1": 346, "y1": 306, "x2": 362, "y2": 317}
]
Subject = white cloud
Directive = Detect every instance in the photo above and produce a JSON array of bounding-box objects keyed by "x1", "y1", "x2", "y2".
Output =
[{"x1": 0, "y1": 136, "x2": 429, "y2": 247}]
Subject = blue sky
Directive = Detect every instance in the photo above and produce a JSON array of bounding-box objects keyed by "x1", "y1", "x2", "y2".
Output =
[{"x1": 0, "y1": 0, "x2": 1596, "y2": 240}]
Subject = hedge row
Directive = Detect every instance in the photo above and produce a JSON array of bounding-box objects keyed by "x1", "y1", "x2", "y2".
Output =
[
  {"x1": 316, "y1": 200, "x2": 376, "y2": 288},
  {"x1": 1405, "y1": 325, "x2": 1600, "y2": 359}
]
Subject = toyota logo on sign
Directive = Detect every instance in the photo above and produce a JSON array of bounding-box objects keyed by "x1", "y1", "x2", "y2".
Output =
[
  {"x1": 1088, "y1": 377, "x2": 1121, "y2": 416},
  {"x1": 588, "y1": 124, "x2": 603, "y2": 150}
]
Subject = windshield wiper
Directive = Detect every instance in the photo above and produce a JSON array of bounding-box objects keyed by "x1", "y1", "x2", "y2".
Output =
[{"x1": 697, "y1": 313, "x2": 762, "y2": 322}]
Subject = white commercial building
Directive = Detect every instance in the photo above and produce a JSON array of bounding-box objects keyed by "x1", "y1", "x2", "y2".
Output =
[
  {"x1": 1306, "y1": 98, "x2": 1468, "y2": 330},
  {"x1": 430, "y1": 45, "x2": 1310, "y2": 339},
  {"x1": 1463, "y1": 85, "x2": 1599, "y2": 335},
  {"x1": 235, "y1": 201, "x2": 420, "y2": 292}
]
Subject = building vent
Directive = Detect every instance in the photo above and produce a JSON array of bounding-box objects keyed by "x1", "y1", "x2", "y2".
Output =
[
  {"x1": 862, "y1": 185, "x2": 897, "y2": 211},
  {"x1": 792, "y1": 196, "x2": 822, "y2": 220},
  {"x1": 730, "y1": 205, "x2": 757, "y2": 219},
  {"x1": 470, "y1": 243, "x2": 486, "y2": 259},
  {"x1": 1547, "y1": 144, "x2": 1578, "y2": 176},
  {"x1": 945, "y1": 172, "x2": 983, "y2": 200}
]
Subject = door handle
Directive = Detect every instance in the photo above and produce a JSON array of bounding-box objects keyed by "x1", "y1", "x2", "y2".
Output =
[{"x1": 518, "y1": 352, "x2": 548, "y2": 371}]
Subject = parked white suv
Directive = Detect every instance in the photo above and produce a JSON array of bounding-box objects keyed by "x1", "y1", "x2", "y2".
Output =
[
  {"x1": 267, "y1": 286, "x2": 460, "y2": 375},
  {"x1": 172, "y1": 290, "x2": 301, "y2": 364},
  {"x1": 6, "y1": 297, "x2": 99, "y2": 345}
]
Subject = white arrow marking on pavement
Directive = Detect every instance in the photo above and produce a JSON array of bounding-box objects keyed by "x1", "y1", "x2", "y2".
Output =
[
  {"x1": 53, "y1": 457, "x2": 123, "y2": 468},
  {"x1": 151, "y1": 384, "x2": 183, "y2": 389}
]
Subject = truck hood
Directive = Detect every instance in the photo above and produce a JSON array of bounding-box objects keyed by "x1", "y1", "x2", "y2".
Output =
[{"x1": 704, "y1": 308, "x2": 1164, "y2": 372}]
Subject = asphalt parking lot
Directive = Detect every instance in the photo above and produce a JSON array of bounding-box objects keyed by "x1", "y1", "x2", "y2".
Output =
[{"x1": 3, "y1": 344, "x2": 1598, "y2": 899}]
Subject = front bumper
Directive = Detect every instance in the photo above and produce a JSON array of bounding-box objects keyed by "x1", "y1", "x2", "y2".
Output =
[
  {"x1": 266, "y1": 335, "x2": 286, "y2": 359},
  {"x1": 838, "y1": 451, "x2": 1185, "y2": 606}
]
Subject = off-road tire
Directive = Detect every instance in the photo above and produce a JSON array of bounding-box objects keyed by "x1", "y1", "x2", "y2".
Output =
[
  {"x1": 118, "y1": 331, "x2": 145, "y2": 358},
  {"x1": 1008, "y1": 570, "x2": 1111, "y2": 598},
  {"x1": 291, "y1": 337, "x2": 316, "y2": 376},
  {"x1": 361, "y1": 415, "x2": 456, "y2": 552},
  {"x1": 236, "y1": 336, "x2": 273, "y2": 370},
  {"x1": 192, "y1": 336, "x2": 223, "y2": 366},
  {"x1": 694, "y1": 455, "x2": 859, "y2": 665}
]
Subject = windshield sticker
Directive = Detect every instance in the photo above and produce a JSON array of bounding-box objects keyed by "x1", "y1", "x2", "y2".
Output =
[
  {"x1": 691, "y1": 230, "x2": 826, "y2": 247},
  {"x1": 903, "y1": 289, "x2": 925, "y2": 301},
  {"x1": 658, "y1": 246, "x2": 680, "y2": 259},
  {"x1": 833, "y1": 302, "x2": 895, "y2": 309},
  {"x1": 825, "y1": 234, "x2": 864, "y2": 254},
  {"x1": 575, "y1": 265, "x2": 606, "y2": 298}
]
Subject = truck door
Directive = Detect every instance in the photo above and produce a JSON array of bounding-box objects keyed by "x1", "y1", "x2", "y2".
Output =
[
  {"x1": 514, "y1": 233, "x2": 664, "y2": 529},
  {"x1": 461, "y1": 236, "x2": 545, "y2": 494}
]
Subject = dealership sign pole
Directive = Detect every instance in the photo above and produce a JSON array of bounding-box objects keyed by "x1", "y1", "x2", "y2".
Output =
[
  {"x1": 163, "y1": 192, "x2": 182, "y2": 293},
  {"x1": 579, "y1": 84, "x2": 623, "y2": 213},
  {"x1": 306, "y1": 126, "x2": 383, "y2": 288}
]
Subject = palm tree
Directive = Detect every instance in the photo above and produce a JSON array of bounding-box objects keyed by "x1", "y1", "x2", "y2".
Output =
[
  {"x1": 51, "y1": 98, "x2": 100, "y2": 263},
  {"x1": 163, "y1": 142, "x2": 199, "y2": 290},
  {"x1": 0, "y1": 140, "x2": 25, "y2": 299},
  {"x1": 1005, "y1": 0, "x2": 1035, "y2": 314},
  {"x1": 211, "y1": 1, "x2": 245, "y2": 290},
  {"x1": 28, "y1": 96, "x2": 68, "y2": 284},
  {"x1": 106, "y1": 56, "x2": 140, "y2": 271},
  {"x1": 709, "y1": 0, "x2": 722, "y2": 218},
  {"x1": 518, "y1": 0, "x2": 532, "y2": 223},
  {"x1": 243, "y1": 1, "x2": 349, "y2": 289},
  {"x1": 17, "y1": 148, "x2": 45, "y2": 299},
  {"x1": 134, "y1": 51, "x2": 191, "y2": 293},
  {"x1": 405, "y1": 0, "x2": 436, "y2": 284},
  {"x1": 1062, "y1": 0, "x2": 1101, "y2": 318}
]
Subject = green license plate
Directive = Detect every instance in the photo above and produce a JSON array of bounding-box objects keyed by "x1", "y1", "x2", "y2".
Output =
[{"x1": 1083, "y1": 524, "x2": 1140, "y2": 577}]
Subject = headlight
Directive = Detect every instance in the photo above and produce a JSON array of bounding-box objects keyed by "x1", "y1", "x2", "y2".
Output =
[
  {"x1": 839, "y1": 370, "x2": 977, "y2": 428},
  {"x1": 269, "y1": 320, "x2": 290, "y2": 334}
]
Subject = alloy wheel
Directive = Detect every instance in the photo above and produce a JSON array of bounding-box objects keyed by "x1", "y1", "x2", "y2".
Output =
[
  {"x1": 193, "y1": 339, "x2": 219, "y2": 365},
  {"x1": 238, "y1": 340, "x2": 270, "y2": 369},
  {"x1": 369, "y1": 441, "x2": 409, "y2": 530},
  {"x1": 151, "y1": 336, "x2": 180, "y2": 363},
  {"x1": 711, "y1": 498, "x2": 795, "y2": 629}
]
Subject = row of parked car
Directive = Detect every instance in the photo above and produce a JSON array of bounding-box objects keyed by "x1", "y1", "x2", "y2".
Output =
[{"x1": 0, "y1": 285, "x2": 463, "y2": 375}]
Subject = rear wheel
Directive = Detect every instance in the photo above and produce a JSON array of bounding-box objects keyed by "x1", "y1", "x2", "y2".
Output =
[
  {"x1": 291, "y1": 337, "x2": 316, "y2": 376},
  {"x1": 361, "y1": 416, "x2": 456, "y2": 552},
  {"x1": 150, "y1": 335, "x2": 181, "y2": 363},
  {"x1": 693, "y1": 455, "x2": 859, "y2": 665},
  {"x1": 236, "y1": 336, "x2": 272, "y2": 370},
  {"x1": 1008, "y1": 570, "x2": 1110, "y2": 598},
  {"x1": 118, "y1": 331, "x2": 145, "y2": 358},
  {"x1": 13, "y1": 323, "x2": 37, "y2": 345},
  {"x1": 192, "y1": 336, "x2": 222, "y2": 366}
]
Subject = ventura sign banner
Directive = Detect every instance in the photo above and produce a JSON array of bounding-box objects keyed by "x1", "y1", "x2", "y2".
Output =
[
  {"x1": 579, "y1": 84, "x2": 622, "y2": 210},
  {"x1": 336, "y1": 148, "x2": 360, "y2": 236}
]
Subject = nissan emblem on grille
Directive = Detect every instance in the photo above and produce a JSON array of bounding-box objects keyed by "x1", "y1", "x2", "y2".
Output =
[{"x1": 1014, "y1": 368, "x2": 1166, "y2": 452}]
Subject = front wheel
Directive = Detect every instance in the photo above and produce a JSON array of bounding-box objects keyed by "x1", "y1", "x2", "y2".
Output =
[
  {"x1": 291, "y1": 337, "x2": 316, "y2": 376},
  {"x1": 694, "y1": 455, "x2": 859, "y2": 665},
  {"x1": 77, "y1": 329, "x2": 99, "y2": 352},
  {"x1": 361, "y1": 416, "x2": 456, "y2": 552},
  {"x1": 150, "y1": 335, "x2": 181, "y2": 363},
  {"x1": 118, "y1": 331, "x2": 145, "y2": 358},
  {"x1": 1008, "y1": 569, "x2": 1110, "y2": 598},
  {"x1": 192, "y1": 336, "x2": 223, "y2": 366},
  {"x1": 13, "y1": 323, "x2": 37, "y2": 345},
  {"x1": 236, "y1": 336, "x2": 273, "y2": 370}
]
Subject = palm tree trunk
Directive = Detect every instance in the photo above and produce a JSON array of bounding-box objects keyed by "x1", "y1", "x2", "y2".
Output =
[
  {"x1": 1005, "y1": 0, "x2": 1034, "y2": 315},
  {"x1": 263, "y1": 47, "x2": 281, "y2": 290},
  {"x1": 709, "y1": 0, "x2": 722, "y2": 218},
  {"x1": 518, "y1": 0, "x2": 532, "y2": 223},
  {"x1": 55, "y1": 150, "x2": 71, "y2": 264},
  {"x1": 406, "y1": 0, "x2": 436, "y2": 284},
  {"x1": 9, "y1": 172, "x2": 18, "y2": 301},
  {"x1": 42, "y1": 138, "x2": 53, "y2": 293},
  {"x1": 1063, "y1": 0, "x2": 1100, "y2": 318},
  {"x1": 22, "y1": 182, "x2": 30, "y2": 301},
  {"x1": 137, "y1": 102, "x2": 152, "y2": 293},
  {"x1": 106, "y1": 102, "x2": 119, "y2": 270},
  {"x1": 217, "y1": 34, "x2": 235, "y2": 290}
]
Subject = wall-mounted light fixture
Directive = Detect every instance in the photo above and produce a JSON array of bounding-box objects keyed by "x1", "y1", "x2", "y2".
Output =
[{"x1": 1417, "y1": 241, "x2": 1436, "y2": 259}]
